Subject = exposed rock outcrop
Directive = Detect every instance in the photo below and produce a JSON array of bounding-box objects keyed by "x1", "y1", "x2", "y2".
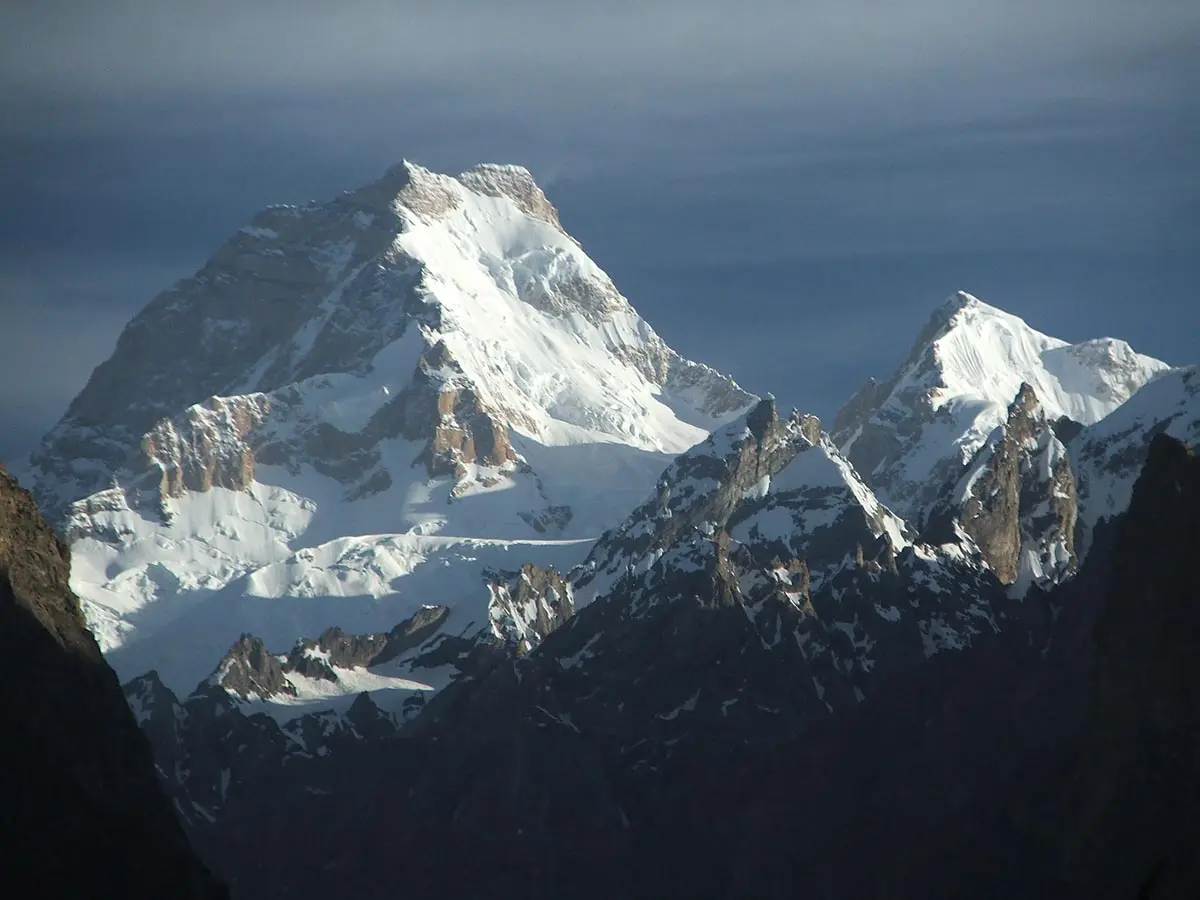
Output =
[
  {"x1": 213, "y1": 605, "x2": 451, "y2": 701},
  {"x1": 926, "y1": 383, "x2": 1078, "y2": 588},
  {"x1": 487, "y1": 562, "x2": 575, "y2": 653},
  {"x1": 457, "y1": 163, "x2": 563, "y2": 228},
  {"x1": 212, "y1": 634, "x2": 297, "y2": 700},
  {"x1": 140, "y1": 394, "x2": 268, "y2": 498},
  {"x1": 404, "y1": 342, "x2": 520, "y2": 479},
  {"x1": 116, "y1": 336, "x2": 523, "y2": 513}
]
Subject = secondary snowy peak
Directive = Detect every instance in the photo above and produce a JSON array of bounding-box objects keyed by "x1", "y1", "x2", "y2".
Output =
[
  {"x1": 832, "y1": 291, "x2": 1171, "y2": 526},
  {"x1": 28, "y1": 158, "x2": 755, "y2": 684},
  {"x1": 571, "y1": 397, "x2": 817, "y2": 603},
  {"x1": 1071, "y1": 365, "x2": 1200, "y2": 557},
  {"x1": 925, "y1": 383, "x2": 1078, "y2": 593}
]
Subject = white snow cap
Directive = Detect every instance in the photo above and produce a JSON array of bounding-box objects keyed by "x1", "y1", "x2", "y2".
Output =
[{"x1": 836, "y1": 289, "x2": 1173, "y2": 523}]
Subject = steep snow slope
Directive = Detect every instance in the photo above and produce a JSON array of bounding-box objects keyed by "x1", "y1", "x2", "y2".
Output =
[
  {"x1": 832, "y1": 291, "x2": 1170, "y2": 527},
  {"x1": 29, "y1": 160, "x2": 754, "y2": 689}
]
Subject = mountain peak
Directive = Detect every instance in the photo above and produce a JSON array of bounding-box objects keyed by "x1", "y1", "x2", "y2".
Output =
[
  {"x1": 945, "y1": 289, "x2": 981, "y2": 313},
  {"x1": 347, "y1": 158, "x2": 461, "y2": 219},
  {"x1": 834, "y1": 291, "x2": 1171, "y2": 526},
  {"x1": 1011, "y1": 380, "x2": 1040, "y2": 412},
  {"x1": 457, "y1": 162, "x2": 561, "y2": 227},
  {"x1": 745, "y1": 395, "x2": 779, "y2": 441},
  {"x1": 925, "y1": 290, "x2": 1020, "y2": 343},
  {"x1": 31, "y1": 158, "x2": 755, "y2": 683},
  {"x1": 895, "y1": 291, "x2": 998, "y2": 377},
  {"x1": 343, "y1": 159, "x2": 562, "y2": 230}
]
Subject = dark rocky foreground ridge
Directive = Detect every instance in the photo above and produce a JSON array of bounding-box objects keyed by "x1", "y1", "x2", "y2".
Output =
[
  {"x1": 0, "y1": 462, "x2": 227, "y2": 898},
  {"x1": 153, "y1": 434, "x2": 1199, "y2": 899}
]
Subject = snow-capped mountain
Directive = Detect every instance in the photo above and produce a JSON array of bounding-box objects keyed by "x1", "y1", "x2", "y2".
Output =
[
  {"x1": 27, "y1": 160, "x2": 754, "y2": 691},
  {"x1": 832, "y1": 291, "x2": 1171, "y2": 529},
  {"x1": 10, "y1": 146, "x2": 1200, "y2": 898},
  {"x1": 70, "y1": 221, "x2": 1189, "y2": 897}
]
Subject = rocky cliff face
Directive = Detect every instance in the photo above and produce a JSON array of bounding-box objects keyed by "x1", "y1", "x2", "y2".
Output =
[
  {"x1": 126, "y1": 336, "x2": 524, "y2": 512},
  {"x1": 924, "y1": 382, "x2": 1078, "y2": 590},
  {"x1": 0, "y1": 462, "x2": 226, "y2": 898},
  {"x1": 210, "y1": 604, "x2": 451, "y2": 702},
  {"x1": 405, "y1": 399, "x2": 1012, "y2": 751},
  {"x1": 487, "y1": 562, "x2": 575, "y2": 653}
]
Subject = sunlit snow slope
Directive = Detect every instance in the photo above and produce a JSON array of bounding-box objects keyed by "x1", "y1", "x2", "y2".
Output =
[{"x1": 29, "y1": 160, "x2": 754, "y2": 691}]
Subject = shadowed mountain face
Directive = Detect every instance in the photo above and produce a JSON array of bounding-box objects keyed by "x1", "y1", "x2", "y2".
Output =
[
  {"x1": 153, "y1": 438, "x2": 1197, "y2": 900},
  {"x1": 1059, "y1": 433, "x2": 1200, "y2": 897},
  {"x1": 0, "y1": 461, "x2": 226, "y2": 899}
]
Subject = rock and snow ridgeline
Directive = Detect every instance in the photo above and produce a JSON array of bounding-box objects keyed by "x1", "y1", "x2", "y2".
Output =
[
  {"x1": 831, "y1": 290, "x2": 1170, "y2": 528},
  {"x1": 17, "y1": 159, "x2": 1195, "y2": 761}
]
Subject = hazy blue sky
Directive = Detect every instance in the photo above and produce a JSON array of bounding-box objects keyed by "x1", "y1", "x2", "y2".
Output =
[{"x1": 2, "y1": 0, "x2": 1197, "y2": 465}]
